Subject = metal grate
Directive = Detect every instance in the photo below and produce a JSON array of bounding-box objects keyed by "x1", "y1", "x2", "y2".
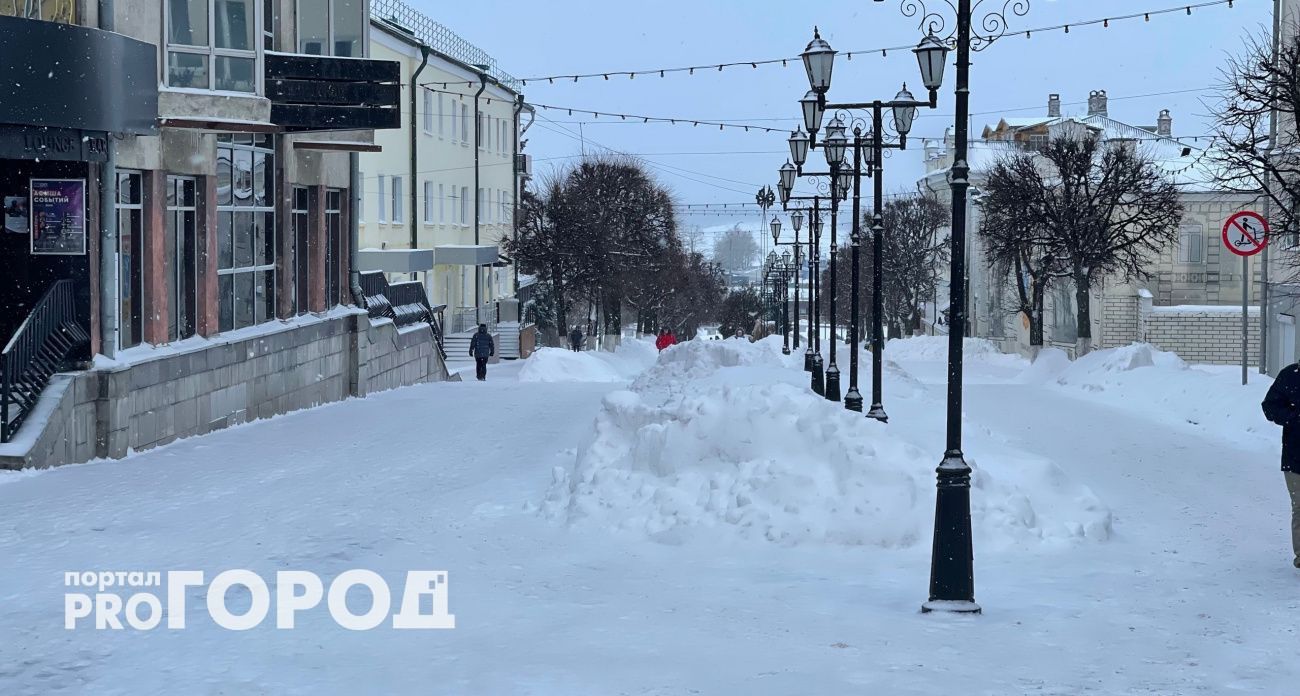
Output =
[{"x1": 371, "y1": 0, "x2": 521, "y2": 92}]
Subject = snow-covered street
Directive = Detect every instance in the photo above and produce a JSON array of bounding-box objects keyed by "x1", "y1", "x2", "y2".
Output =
[{"x1": 1, "y1": 337, "x2": 1296, "y2": 695}]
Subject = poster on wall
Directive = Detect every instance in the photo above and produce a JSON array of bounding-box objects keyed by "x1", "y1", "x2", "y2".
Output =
[
  {"x1": 3, "y1": 195, "x2": 27, "y2": 234},
  {"x1": 30, "y1": 179, "x2": 86, "y2": 255}
]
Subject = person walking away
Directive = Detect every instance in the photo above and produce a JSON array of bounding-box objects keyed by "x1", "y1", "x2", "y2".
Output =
[
  {"x1": 468, "y1": 324, "x2": 495, "y2": 381},
  {"x1": 569, "y1": 326, "x2": 584, "y2": 352},
  {"x1": 1261, "y1": 362, "x2": 1300, "y2": 569}
]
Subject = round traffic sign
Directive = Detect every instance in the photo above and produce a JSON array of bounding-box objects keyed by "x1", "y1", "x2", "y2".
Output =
[{"x1": 1222, "y1": 211, "x2": 1269, "y2": 257}]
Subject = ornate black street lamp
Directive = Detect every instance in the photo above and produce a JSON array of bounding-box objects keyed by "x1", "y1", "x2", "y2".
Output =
[
  {"x1": 874, "y1": 0, "x2": 1029, "y2": 615},
  {"x1": 756, "y1": 185, "x2": 776, "y2": 285}
]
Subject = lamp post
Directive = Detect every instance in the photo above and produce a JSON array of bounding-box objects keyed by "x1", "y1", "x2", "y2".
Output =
[
  {"x1": 756, "y1": 185, "x2": 776, "y2": 286},
  {"x1": 874, "y1": 0, "x2": 1029, "y2": 615},
  {"x1": 781, "y1": 250, "x2": 793, "y2": 354},
  {"x1": 795, "y1": 26, "x2": 942, "y2": 416}
]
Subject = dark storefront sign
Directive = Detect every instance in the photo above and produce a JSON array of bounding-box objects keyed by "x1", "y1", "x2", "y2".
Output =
[
  {"x1": 0, "y1": 126, "x2": 108, "y2": 163},
  {"x1": 265, "y1": 53, "x2": 400, "y2": 132},
  {"x1": 0, "y1": 14, "x2": 157, "y2": 135},
  {"x1": 30, "y1": 179, "x2": 87, "y2": 256}
]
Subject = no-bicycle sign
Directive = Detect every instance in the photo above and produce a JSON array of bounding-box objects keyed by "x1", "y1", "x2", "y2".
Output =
[{"x1": 1221, "y1": 211, "x2": 1269, "y2": 257}]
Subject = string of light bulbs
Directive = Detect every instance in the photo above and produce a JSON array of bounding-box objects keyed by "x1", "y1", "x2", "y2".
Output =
[{"x1": 415, "y1": 0, "x2": 1247, "y2": 90}]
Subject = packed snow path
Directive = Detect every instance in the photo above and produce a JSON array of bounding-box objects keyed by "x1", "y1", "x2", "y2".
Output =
[{"x1": 0, "y1": 341, "x2": 1295, "y2": 694}]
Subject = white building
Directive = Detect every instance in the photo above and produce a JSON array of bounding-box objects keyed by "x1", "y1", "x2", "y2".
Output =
[
  {"x1": 358, "y1": 0, "x2": 531, "y2": 348},
  {"x1": 919, "y1": 91, "x2": 1260, "y2": 364}
]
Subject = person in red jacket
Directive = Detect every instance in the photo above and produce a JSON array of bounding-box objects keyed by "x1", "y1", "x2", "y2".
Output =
[{"x1": 655, "y1": 329, "x2": 677, "y2": 351}]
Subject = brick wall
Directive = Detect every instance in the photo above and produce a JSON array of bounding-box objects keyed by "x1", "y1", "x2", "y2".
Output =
[
  {"x1": 1145, "y1": 309, "x2": 1260, "y2": 365},
  {"x1": 1100, "y1": 294, "x2": 1140, "y2": 349}
]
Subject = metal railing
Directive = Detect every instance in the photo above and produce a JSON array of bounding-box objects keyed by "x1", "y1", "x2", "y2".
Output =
[
  {"x1": 449, "y1": 304, "x2": 499, "y2": 335},
  {"x1": 357, "y1": 272, "x2": 447, "y2": 360},
  {"x1": 371, "y1": 0, "x2": 521, "y2": 92},
  {"x1": 2, "y1": 280, "x2": 86, "y2": 442}
]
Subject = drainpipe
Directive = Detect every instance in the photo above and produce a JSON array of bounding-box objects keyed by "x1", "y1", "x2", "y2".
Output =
[
  {"x1": 349, "y1": 151, "x2": 364, "y2": 306},
  {"x1": 472, "y1": 70, "x2": 487, "y2": 309},
  {"x1": 512, "y1": 94, "x2": 524, "y2": 296},
  {"x1": 98, "y1": 0, "x2": 118, "y2": 358},
  {"x1": 409, "y1": 44, "x2": 432, "y2": 270}
]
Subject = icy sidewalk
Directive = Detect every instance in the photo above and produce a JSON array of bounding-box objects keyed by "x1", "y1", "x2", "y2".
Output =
[{"x1": 0, "y1": 337, "x2": 1295, "y2": 694}]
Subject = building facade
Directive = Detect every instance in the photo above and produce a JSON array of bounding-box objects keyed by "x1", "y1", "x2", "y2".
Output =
[
  {"x1": 0, "y1": 1, "x2": 453, "y2": 468},
  {"x1": 919, "y1": 91, "x2": 1260, "y2": 363},
  {"x1": 358, "y1": 0, "x2": 531, "y2": 354}
]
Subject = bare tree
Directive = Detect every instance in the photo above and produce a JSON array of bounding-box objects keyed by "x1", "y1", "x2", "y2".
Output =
[
  {"x1": 1209, "y1": 24, "x2": 1300, "y2": 250},
  {"x1": 877, "y1": 195, "x2": 950, "y2": 338},
  {"x1": 980, "y1": 156, "x2": 1070, "y2": 349},
  {"x1": 981, "y1": 134, "x2": 1182, "y2": 354},
  {"x1": 712, "y1": 225, "x2": 760, "y2": 274}
]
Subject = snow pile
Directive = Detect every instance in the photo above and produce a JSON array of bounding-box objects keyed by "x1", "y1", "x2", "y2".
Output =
[
  {"x1": 1028, "y1": 343, "x2": 1275, "y2": 442},
  {"x1": 885, "y1": 335, "x2": 1025, "y2": 368},
  {"x1": 544, "y1": 338, "x2": 1111, "y2": 547},
  {"x1": 517, "y1": 340, "x2": 658, "y2": 383}
]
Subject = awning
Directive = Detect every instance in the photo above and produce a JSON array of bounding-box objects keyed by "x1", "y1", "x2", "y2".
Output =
[
  {"x1": 293, "y1": 140, "x2": 382, "y2": 152},
  {"x1": 434, "y1": 245, "x2": 498, "y2": 267},
  {"x1": 357, "y1": 248, "x2": 434, "y2": 274},
  {"x1": 158, "y1": 117, "x2": 280, "y2": 133}
]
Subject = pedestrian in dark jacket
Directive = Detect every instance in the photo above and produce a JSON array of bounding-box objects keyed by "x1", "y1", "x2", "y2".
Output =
[
  {"x1": 569, "y1": 327, "x2": 583, "y2": 352},
  {"x1": 468, "y1": 324, "x2": 494, "y2": 381},
  {"x1": 1261, "y1": 363, "x2": 1300, "y2": 569}
]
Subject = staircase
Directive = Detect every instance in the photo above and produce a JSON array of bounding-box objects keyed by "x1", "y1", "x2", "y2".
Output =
[
  {"x1": 497, "y1": 321, "x2": 521, "y2": 359},
  {"x1": 443, "y1": 333, "x2": 476, "y2": 369},
  {"x1": 2, "y1": 280, "x2": 90, "y2": 443}
]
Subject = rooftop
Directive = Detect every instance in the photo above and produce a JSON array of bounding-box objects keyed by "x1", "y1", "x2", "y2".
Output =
[{"x1": 371, "y1": 0, "x2": 521, "y2": 91}]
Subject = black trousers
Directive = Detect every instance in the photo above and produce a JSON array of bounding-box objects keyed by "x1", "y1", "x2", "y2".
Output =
[{"x1": 475, "y1": 357, "x2": 488, "y2": 380}]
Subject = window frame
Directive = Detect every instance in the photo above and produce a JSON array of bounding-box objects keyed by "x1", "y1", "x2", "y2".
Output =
[
  {"x1": 166, "y1": 175, "x2": 199, "y2": 343},
  {"x1": 116, "y1": 170, "x2": 145, "y2": 349},
  {"x1": 163, "y1": 0, "x2": 263, "y2": 95},
  {"x1": 295, "y1": 0, "x2": 367, "y2": 57},
  {"x1": 423, "y1": 180, "x2": 433, "y2": 224},
  {"x1": 391, "y1": 175, "x2": 403, "y2": 224},
  {"x1": 422, "y1": 88, "x2": 434, "y2": 134},
  {"x1": 215, "y1": 134, "x2": 277, "y2": 332},
  {"x1": 377, "y1": 175, "x2": 387, "y2": 224},
  {"x1": 1176, "y1": 223, "x2": 1205, "y2": 265}
]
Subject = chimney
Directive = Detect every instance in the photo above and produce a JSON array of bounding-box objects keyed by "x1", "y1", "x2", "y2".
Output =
[
  {"x1": 1157, "y1": 109, "x2": 1172, "y2": 137},
  {"x1": 1048, "y1": 93, "x2": 1061, "y2": 118},
  {"x1": 1087, "y1": 90, "x2": 1108, "y2": 118}
]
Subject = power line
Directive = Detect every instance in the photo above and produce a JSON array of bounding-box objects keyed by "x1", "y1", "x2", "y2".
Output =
[{"x1": 414, "y1": 0, "x2": 1248, "y2": 89}]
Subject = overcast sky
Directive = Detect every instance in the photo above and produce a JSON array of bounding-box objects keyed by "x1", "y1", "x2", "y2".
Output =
[{"x1": 410, "y1": 0, "x2": 1274, "y2": 239}]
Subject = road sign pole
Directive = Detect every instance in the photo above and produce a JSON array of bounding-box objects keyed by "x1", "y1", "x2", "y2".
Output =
[{"x1": 1243, "y1": 253, "x2": 1249, "y2": 386}]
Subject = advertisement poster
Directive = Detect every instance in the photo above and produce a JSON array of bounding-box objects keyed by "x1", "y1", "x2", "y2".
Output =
[
  {"x1": 30, "y1": 179, "x2": 86, "y2": 255},
  {"x1": 3, "y1": 195, "x2": 27, "y2": 234}
]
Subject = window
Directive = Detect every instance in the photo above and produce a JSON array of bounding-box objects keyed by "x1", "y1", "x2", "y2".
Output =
[
  {"x1": 377, "y1": 176, "x2": 386, "y2": 223},
  {"x1": 216, "y1": 134, "x2": 276, "y2": 331},
  {"x1": 476, "y1": 113, "x2": 485, "y2": 149},
  {"x1": 297, "y1": 0, "x2": 364, "y2": 57},
  {"x1": 1, "y1": 3, "x2": 77, "y2": 22},
  {"x1": 450, "y1": 188, "x2": 459, "y2": 224},
  {"x1": 292, "y1": 186, "x2": 310, "y2": 315},
  {"x1": 488, "y1": 189, "x2": 494, "y2": 223},
  {"x1": 166, "y1": 176, "x2": 199, "y2": 342},
  {"x1": 500, "y1": 189, "x2": 508, "y2": 223},
  {"x1": 1051, "y1": 283, "x2": 1078, "y2": 343},
  {"x1": 422, "y1": 89, "x2": 434, "y2": 134},
  {"x1": 477, "y1": 187, "x2": 484, "y2": 224},
  {"x1": 460, "y1": 186, "x2": 468, "y2": 225},
  {"x1": 325, "y1": 189, "x2": 343, "y2": 307},
  {"x1": 391, "y1": 176, "x2": 403, "y2": 223},
  {"x1": 423, "y1": 181, "x2": 433, "y2": 223},
  {"x1": 450, "y1": 101, "x2": 459, "y2": 143},
  {"x1": 166, "y1": 0, "x2": 258, "y2": 93},
  {"x1": 499, "y1": 120, "x2": 506, "y2": 156},
  {"x1": 438, "y1": 93, "x2": 446, "y2": 138},
  {"x1": 438, "y1": 184, "x2": 445, "y2": 223},
  {"x1": 1176, "y1": 224, "x2": 1205, "y2": 264},
  {"x1": 117, "y1": 171, "x2": 144, "y2": 348},
  {"x1": 461, "y1": 104, "x2": 469, "y2": 143}
]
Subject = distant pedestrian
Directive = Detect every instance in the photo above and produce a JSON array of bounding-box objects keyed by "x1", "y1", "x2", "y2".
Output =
[
  {"x1": 1261, "y1": 363, "x2": 1300, "y2": 569},
  {"x1": 468, "y1": 324, "x2": 494, "y2": 381},
  {"x1": 655, "y1": 329, "x2": 673, "y2": 352},
  {"x1": 734, "y1": 327, "x2": 746, "y2": 340},
  {"x1": 569, "y1": 326, "x2": 584, "y2": 352}
]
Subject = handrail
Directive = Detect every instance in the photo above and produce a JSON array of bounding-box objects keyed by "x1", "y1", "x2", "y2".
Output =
[{"x1": 2, "y1": 280, "x2": 82, "y2": 442}]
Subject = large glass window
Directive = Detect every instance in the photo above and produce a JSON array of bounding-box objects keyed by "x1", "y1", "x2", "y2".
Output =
[
  {"x1": 216, "y1": 134, "x2": 275, "y2": 331},
  {"x1": 117, "y1": 172, "x2": 144, "y2": 349},
  {"x1": 325, "y1": 190, "x2": 343, "y2": 308},
  {"x1": 166, "y1": 0, "x2": 258, "y2": 93},
  {"x1": 297, "y1": 0, "x2": 364, "y2": 57},
  {"x1": 167, "y1": 176, "x2": 199, "y2": 342},
  {"x1": 292, "y1": 186, "x2": 310, "y2": 315},
  {"x1": 2, "y1": 1, "x2": 77, "y2": 22}
]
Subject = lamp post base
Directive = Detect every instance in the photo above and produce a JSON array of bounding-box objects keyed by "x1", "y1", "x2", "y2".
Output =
[
  {"x1": 920, "y1": 600, "x2": 982, "y2": 615},
  {"x1": 811, "y1": 355, "x2": 825, "y2": 396},
  {"x1": 844, "y1": 387, "x2": 863, "y2": 412},
  {"x1": 867, "y1": 403, "x2": 888, "y2": 423},
  {"x1": 804, "y1": 349, "x2": 814, "y2": 372},
  {"x1": 782, "y1": 344, "x2": 791, "y2": 355},
  {"x1": 825, "y1": 365, "x2": 841, "y2": 402}
]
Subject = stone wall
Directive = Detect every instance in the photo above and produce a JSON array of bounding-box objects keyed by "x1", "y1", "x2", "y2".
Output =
[
  {"x1": 1145, "y1": 308, "x2": 1260, "y2": 366},
  {"x1": 0, "y1": 312, "x2": 449, "y2": 470}
]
